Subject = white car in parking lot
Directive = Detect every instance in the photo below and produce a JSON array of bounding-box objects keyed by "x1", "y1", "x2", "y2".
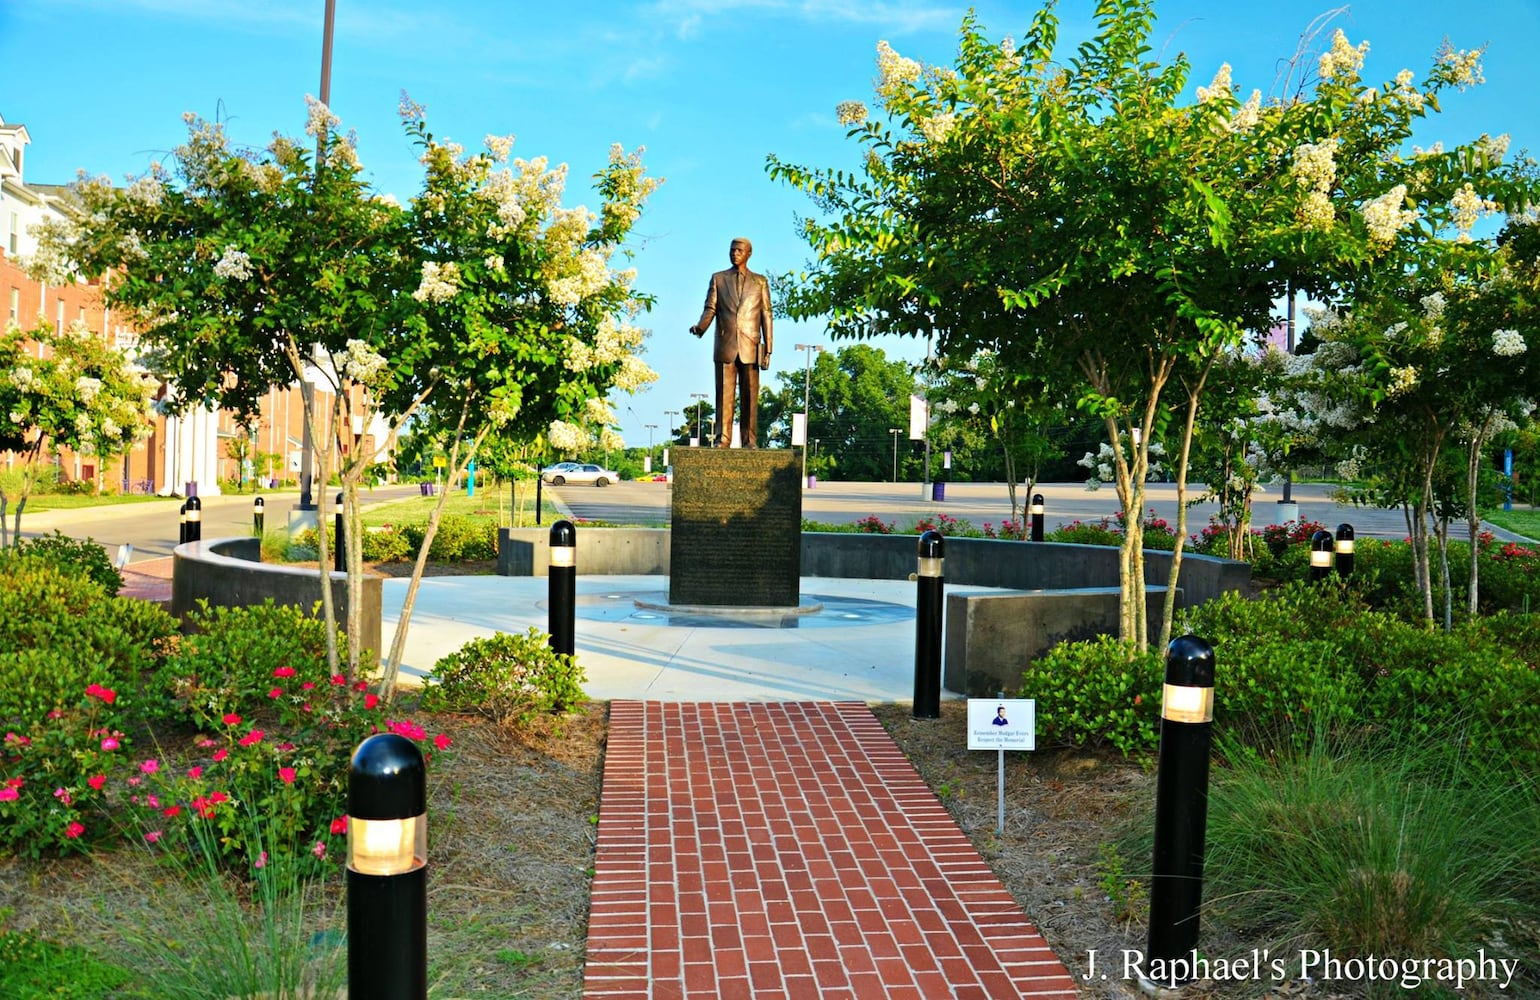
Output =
[{"x1": 541, "y1": 462, "x2": 618, "y2": 486}]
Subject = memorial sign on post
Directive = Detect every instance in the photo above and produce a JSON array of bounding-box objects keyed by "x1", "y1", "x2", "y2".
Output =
[{"x1": 967, "y1": 698, "x2": 1036, "y2": 836}]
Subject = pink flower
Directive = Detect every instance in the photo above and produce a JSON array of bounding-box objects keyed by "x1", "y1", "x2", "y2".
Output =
[
  {"x1": 331, "y1": 815, "x2": 348, "y2": 835},
  {"x1": 163, "y1": 805, "x2": 181, "y2": 818},
  {"x1": 300, "y1": 681, "x2": 316, "y2": 691},
  {"x1": 273, "y1": 666, "x2": 296, "y2": 678},
  {"x1": 127, "y1": 776, "x2": 141, "y2": 787},
  {"x1": 188, "y1": 766, "x2": 203, "y2": 779},
  {"x1": 54, "y1": 787, "x2": 72, "y2": 805},
  {"x1": 196, "y1": 738, "x2": 218, "y2": 748},
  {"x1": 312, "y1": 840, "x2": 327, "y2": 860},
  {"x1": 238, "y1": 729, "x2": 265, "y2": 747},
  {"x1": 4, "y1": 777, "x2": 22, "y2": 788},
  {"x1": 0, "y1": 787, "x2": 18, "y2": 802},
  {"x1": 146, "y1": 794, "x2": 161, "y2": 809},
  {"x1": 434, "y1": 733, "x2": 452, "y2": 751},
  {"x1": 87, "y1": 774, "x2": 107, "y2": 791},
  {"x1": 364, "y1": 694, "x2": 380, "y2": 710},
  {"x1": 212, "y1": 749, "x2": 229, "y2": 763},
  {"x1": 222, "y1": 713, "x2": 242, "y2": 726},
  {"x1": 330, "y1": 674, "x2": 347, "y2": 687},
  {"x1": 268, "y1": 688, "x2": 283, "y2": 699},
  {"x1": 278, "y1": 767, "x2": 297, "y2": 785},
  {"x1": 4, "y1": 731, "x2": 31, "y2": 746},
  {"x1": 65, "y1": 822, "x2": 85, "y2": 839},
  {"x1": 139, "y1": 759, "x2": 159, "y2": 775},
  {"x1": 100, "y1": 737, "x2": 119, "y2": 751},
  {"x1": 144, "y1": 830, "x2": 162, "y2": 843},
  {"x1": 353, "y1": 681, "x2": 368, "y2": 693},
  {"x1": 254, "y1": 850, "x2": 267, "y2": 869},
  {"x1": 387, "y1": 720, "x2": 427, "y2": 741},
  {"x1": 278, "y1": 742, "x2": 295, "y2": 751},
  {"x1": 85, "y1": 683, "x2": 117, "y2": 704}
]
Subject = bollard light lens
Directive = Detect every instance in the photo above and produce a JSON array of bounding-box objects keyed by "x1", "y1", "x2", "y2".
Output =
[
  {"x1": 348, "y1": 814, "x2": 426, "y2": 875},
  {"x1": 1310, "y1": 549, "x2": 1332, "y2": 568},
  {"x1": 917, "y1": 556, "x2": 943, "y2": 578},
  {"x1": 1030, "y1": 503, "x2": 1044, "y2": 515},
  {"x1": 1335, "y1": 539, "x2": 1355, "y2": 554},
  {"x1": 550, "y1": 546, "x2": 576, "y2": 568},
  {"x1": 1161, "y1": 683, "x2": 1213, "y2": 724}
]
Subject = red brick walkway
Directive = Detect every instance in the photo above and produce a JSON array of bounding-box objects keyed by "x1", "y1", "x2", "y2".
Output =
[
  {"x1": 584, "y1": 702, "x2": 1079, "y2": 999},
  {"x1": 118, "y1": 556, "x2": 174, "y2": 604}
]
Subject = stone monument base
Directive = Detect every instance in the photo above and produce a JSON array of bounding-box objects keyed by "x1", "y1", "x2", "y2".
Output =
[{"x1": 669, "y1": 448, "x2": 801, "y2": 606}]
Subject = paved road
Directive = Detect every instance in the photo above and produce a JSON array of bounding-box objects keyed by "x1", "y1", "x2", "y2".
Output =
[
  {"x1": 548, "y1": 477, "x2": 1530, "y2": 543},
  {"x1": 18, "y1": 484, "x2": 424, "y2": 563},
  {"x1": 23, "y1": 475, "x2": 1530, "y2": 563}
]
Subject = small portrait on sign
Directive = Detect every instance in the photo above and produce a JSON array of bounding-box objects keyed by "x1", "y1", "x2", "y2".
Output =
[{"x1": 991, "y1": 705, "x2": 1009, "y2": 727}]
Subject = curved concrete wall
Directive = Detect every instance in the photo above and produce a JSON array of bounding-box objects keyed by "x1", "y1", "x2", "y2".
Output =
[
  {"x1": 171, "y1": 537, "x2": 382, "y2": 661},
  {"x1": 497, "y1": 527, "x2": 1247, "y2": 604}
]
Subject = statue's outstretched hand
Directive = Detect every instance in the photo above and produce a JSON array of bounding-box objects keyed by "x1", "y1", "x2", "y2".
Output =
[{"x1": 690, "y1": 326, "x2": 703, "y2": 337}]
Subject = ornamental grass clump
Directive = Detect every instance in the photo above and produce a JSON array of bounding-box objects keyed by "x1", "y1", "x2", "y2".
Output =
[{"x1": 1201, "y1": 726, "x2": 1538, "y2": 987}]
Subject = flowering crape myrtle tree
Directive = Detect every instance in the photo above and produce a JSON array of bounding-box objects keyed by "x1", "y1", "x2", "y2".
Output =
[
  {"x1": 0, "y1": 321, "x2": 155, "y2": 546},
  {"x1": 770, "y1": 0, "x2": 1531, "y2": 649},
  {"x1": 39, "y1": 98, "x2": 660, "y2": 697}
]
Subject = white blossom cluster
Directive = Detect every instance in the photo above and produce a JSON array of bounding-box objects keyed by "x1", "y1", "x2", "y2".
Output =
[
  {"x1": 916, "y1": 111, "x2": 956, "y2": 145},
  {"x1": 11, "y1": 366, "x2": 34, "y2": 390},
  {"x1": 74, "y1": 375, "x2": 102, "y2": 404},
  {"x1": 1291, "y1": 139, "x2": 1339, "y2": 230},
  {"x1": 1393, "y1": 69, "x2": 1424, "y2": 111},
  {"x1": 1318, "y1": 29, "x2": 1369, "y2": 81},
  {"x1": 1450, "y1": 183, "x2": 1498, "y2": 239},
  {"x1": 1196, "y1": 64, "x2": 1232, "y2": 104},
  {"x1": 546, "y1": 248, "x2": 611, "y2": 307},
  {"x1": 836, "y1": 101, "x2": 868, "y2": 126},
  {"x1": 1439, "y1": 45, "x2": 1485, "y2": 88},
  {"x1": 876, "y1": 40, "x2": 922, "y2": 102},
  {"x1": 1231, "y1": 90, "x2": 1262, "y2": 132},
  {"x1": 484, "y1": 134, "x2": 515, "y2": 161},
  {"x1": 1077, "y1": 439, "x2": 1165, "y2": 491},
  {"x1": 304, "y1": 95, "x2": 341, "y2": 139},
  {"x1": 337, "y1": 338, "x2": 388, "y2": 384},
  {"x1": 1477, "y1": 133, "x2": 1511, "y2": 164},
  {"x1": 1420, "y1": 291, "x2": 1446, "y2": 320},
  {"x1": 1493, "y1": 329, "x2": 1527, "y2": 357},
  {"x1": 412, "y1": 261, "x2": 461, "y2": 303},
  {"x1": 212, "y1": 245, "x2": 253, "y2": 281},
  {"x1": 565, "y1": 316, "x2": 647, "y2": 373},
  {"x1": 1386, "y1": 365, "x2": 1419, "y2": 396},
  {"x1": 125, "y1": 175, "x2": 164, "y2": 207},
  {"x1": 1359, "y1": 185, "x2": 1419, "y2": 246},
  {"x1": 546, "y1": 419, "x2": 588, "y2": 452}
]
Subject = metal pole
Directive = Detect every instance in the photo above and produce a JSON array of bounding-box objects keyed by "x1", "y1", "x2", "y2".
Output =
[
  {"x1": 184, "y1": 495, "x2": 202, "y2": 544},
  {"x1": 1309, "y1": 529, "x2": 1334, "y2": 581},
  {"x1": 1334, "y1": 523, "x2": 1355, "y2": 578},
  {"x1": 548, "y1": 520, "x2": 576, "y2": 657},
  {"x1": 347, "y1": 732, "x2": 427, "y2": 1000},
  {"x1": 912, "y1": 530, "x2": 943, "y2": 719},
  {"x1": 535, "y1": 475, "x2": 543, "y2": 526},
  {"x1": 253, "y1": 496, "x2": 265, "y2": 537},
  {"x1": 334, "y1": 492, "x2": 346, "y2": 573},
  {"x1": 1147, "y1": 635, "x2": 1215, "y2": 981},
  {"x1": 1030, "y1": 493, "x2": 1045, "y2": 543},
  {"x1": 178, "y1": 501, "x2": 188, "y2": 545},
  {"x1": 890, "y1": 428, "x2": 900, "y2": 483}
]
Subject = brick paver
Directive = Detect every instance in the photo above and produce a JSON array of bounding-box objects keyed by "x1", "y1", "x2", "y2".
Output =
[{"x1": 585, "y1": 702, "x2": 1079, "y2": 999}]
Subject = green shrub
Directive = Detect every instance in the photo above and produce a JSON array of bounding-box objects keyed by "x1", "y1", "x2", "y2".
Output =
[
  {"x1": 401, "y1": 514, "x2": 497, "y2": 561},
  {"x1": 423, "y1": 628, "x2": 587, "y2": 724},
  {"x1": 361, "y1": 525, "x2": 412, "y2": 562},
  {"x1": 0, "y1": 924, "x2": 132, "y2": 998},
  {"x1": 2, "y1": 531, "x2": 121, "y2": 593},
  {"x1": 1016, "y1": 636, "x2": 1162, "y2": 754},
  {"x1": 1046, "y1": 518, "x2": 1123, "y2": 547}
]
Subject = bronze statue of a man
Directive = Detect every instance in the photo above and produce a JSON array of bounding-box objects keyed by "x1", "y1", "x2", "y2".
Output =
[{"x1": 690, "y1": 237, "x2": 773, "y2": 447}]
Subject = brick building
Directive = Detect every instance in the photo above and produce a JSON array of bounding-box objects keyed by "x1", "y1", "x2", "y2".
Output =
[{"x1": 1, "y1": 112, "x2": 375, "y2": 497}]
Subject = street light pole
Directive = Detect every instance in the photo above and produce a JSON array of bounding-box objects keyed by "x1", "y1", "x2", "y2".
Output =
[
  {"x1": 690, "y1": 393, "x2": 707, "y2": 446},
  {"x1": 890, "y1": 428, "x2": 901, "y2": 483},
  {"x1": 794, "y1": 342, "x2": 823, "y2": 488},
  {"x1": 644, "y1": 423, "x2": 657, "y2": 471},
  {"x1": 300, "y1": 0, "x2": 338, "y2": 513}
]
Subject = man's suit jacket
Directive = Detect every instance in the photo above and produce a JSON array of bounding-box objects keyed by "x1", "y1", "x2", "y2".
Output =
[{"x1": 694, "y1": 266, "x2": 773, "y2": 366}]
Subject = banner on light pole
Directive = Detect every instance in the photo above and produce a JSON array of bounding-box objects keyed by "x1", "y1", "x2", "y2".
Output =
[
  {"x1": 792, "y1": 412, "x2": 807, "y2": 446},
  {"x1": 909, "y1": 394, "x2": 928, "y2": 440}
]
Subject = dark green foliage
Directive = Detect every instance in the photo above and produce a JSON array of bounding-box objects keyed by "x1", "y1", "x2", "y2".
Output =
[
  {"x1": 0, "y1": 925, "x2": 132, "y2": 998},
  {"x1": 423, "y1": 627, "x2": 587, "y2": 724},
  {"x1": 2, "y1": 531, "x2": 122, "y2": 593},
  {"x1": 401, "y1": 514, "x2": 498, "y2": 562},
  {"x1": 1017, "y1": 636, "x2": 1162, "y2": 754}
]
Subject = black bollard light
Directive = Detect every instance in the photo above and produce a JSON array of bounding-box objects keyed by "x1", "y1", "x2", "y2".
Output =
[
  {"x1": 253, "y1": 495, "x2": 265, "y2": 537},
  {"x1": 912, "y1": 529, "x2": 944, "y2": 719},
  {"x1": 1334, "y1": 523, "x2": 1355, "y2": 578},
  {"x1": 548, "y1": 519, "x2": 576, "y2": 657},
  {"x1": 1147, "y1": 635, "x2": 1215, "y2": 983},
  {"x1": 184, "y1": 495, "x2": 202, "y2": 543},
  {"x1": 178, "y1": 501, "x2": 188, "y2": 545},
  {"x1": 1030, "y1": 493, "x2": 1045, "y2": 542},
  {"x1": 347, "y1": 733, "x2": 427, "y2": 1000},
  {"x1": 535, "y1": 475, "x2": 544, "y2": 526},
  {"x1": 1309, "y1": 529, "x2": 1334, "y2": 581},
  {"x1": 334, "y1": 492, "x2": 346, "y2": 573}
]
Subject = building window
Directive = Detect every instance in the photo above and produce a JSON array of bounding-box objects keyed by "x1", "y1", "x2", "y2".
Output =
[
  {"x1": 56, "y1": 299, "x2": 65, "y2": 332},
  {"x1": 7, "y1": 212, "x2": 17, "y2": 256},
  {"x1": 7, "y1": 287, "x2": 16, "y2": 321}
]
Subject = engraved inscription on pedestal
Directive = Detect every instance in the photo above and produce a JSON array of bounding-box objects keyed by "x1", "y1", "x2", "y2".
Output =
[{"x1": 670, "y1": 449, "x2": 801, "y2": 606}]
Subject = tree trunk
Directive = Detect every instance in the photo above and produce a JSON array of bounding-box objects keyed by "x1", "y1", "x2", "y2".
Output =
[{"x1": 1162, "y1": 361, "x2": 1211, "y2": 650}]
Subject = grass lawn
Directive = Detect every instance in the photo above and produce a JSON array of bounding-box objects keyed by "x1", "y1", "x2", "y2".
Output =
[
  {"x1": 359, "y1": 482, "x2": 554, "y2": 529},
  {"x1": 19, "y1": 493, "x2": 177, "y2": 512},
  {"x1": 1481, "y1": 506, "x2": 1540, "y2": 540}
]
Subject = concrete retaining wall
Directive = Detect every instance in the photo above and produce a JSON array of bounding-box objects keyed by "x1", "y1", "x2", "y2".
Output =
[
  {"x1": 944, "y1": 587, "x2": 1174, "y2": 696},
  {"x1": 171, "y1": 537, "x2": 382, "y2": 660},
  {"x1": 498, "y1": 527, "x2": 1248, "y2": 599}
]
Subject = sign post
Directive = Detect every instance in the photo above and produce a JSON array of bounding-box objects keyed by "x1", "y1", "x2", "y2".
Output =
[{"x1": 967, "y1": 698, "x2": 1035, "y2": 836}]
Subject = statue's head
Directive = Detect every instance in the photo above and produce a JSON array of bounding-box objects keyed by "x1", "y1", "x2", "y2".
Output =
[{"x1": 729, "y1": 237, "x2": 752, "y2": 266}]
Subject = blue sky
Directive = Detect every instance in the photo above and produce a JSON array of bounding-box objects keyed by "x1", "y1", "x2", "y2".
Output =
[{"x1": 3, "y1": 0, "x2": 1538, "y2": 448}]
